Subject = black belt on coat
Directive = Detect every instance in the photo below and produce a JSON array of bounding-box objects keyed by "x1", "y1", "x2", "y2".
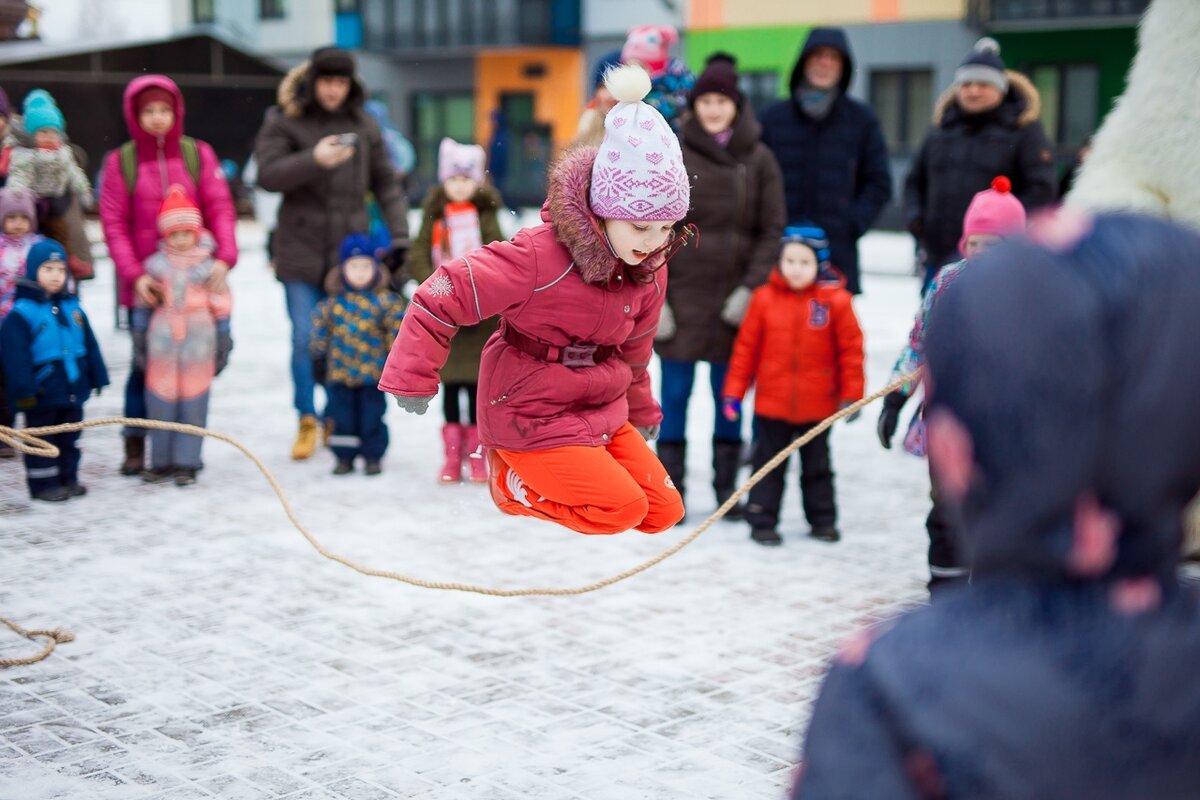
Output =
[{"x1": 501, "y1": 323, "x2": 616, "y2": 368}]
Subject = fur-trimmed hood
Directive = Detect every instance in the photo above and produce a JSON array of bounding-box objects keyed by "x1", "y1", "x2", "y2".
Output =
[
  {"x1": 543, "y1": 146, "x2": 627, "y2": 285},
  {"x1": 277, "y1": 60, "x2": 366, "y2": 120},
  {"x1": 420, "y1": 183, "x2": 504, "y2": 221},
  {"x1": 933, "y1": 70, "x2": 1042, "y2": 129}
]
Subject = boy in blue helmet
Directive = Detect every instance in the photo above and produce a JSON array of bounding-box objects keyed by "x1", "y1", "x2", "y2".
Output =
[
  {"x1": 311, "y1": 234, "x2": 406, "y2": 475},
  {"x1": 0, "y1": 239, "x2": 108, "y2": 501}
]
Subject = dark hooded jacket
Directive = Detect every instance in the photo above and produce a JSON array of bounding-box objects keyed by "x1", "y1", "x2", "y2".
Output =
[
  {"x1": 254, "y1": 57, "x2": 409, "y2": 287},
  {"x1": 903, "y1": 73, "x2": 1056, "y2": 271},
  {"x1": 794, "y1": 214, "x2": 1200, "y2": 799},
  {"x1": 758, "y1": 28, "x2": 892, "y2": 295},
  {"x1": 656, "y1": 109, "x2": 786, "y2": 363}
]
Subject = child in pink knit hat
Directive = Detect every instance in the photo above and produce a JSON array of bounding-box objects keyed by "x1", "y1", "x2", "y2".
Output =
[
  {"x1": 879, "y1": 175, "x2": 1026, "y2": 592},
  {"x1": 406, "y1": 137, "x2": 505, "y2": 484},
  {"x1": 381, "y1": 64, "x2": 696, "y2": 536}
]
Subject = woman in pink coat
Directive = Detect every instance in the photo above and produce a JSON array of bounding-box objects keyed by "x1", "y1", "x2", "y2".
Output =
[
  {"x1": 99, "y1": 75, "x2": 238, "y2": 476},
  {"x1": 380, "y1": 66, "x2": 690, "y2": 535}
]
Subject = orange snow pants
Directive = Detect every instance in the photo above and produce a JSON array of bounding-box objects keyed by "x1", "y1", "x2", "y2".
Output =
[{"x1": 491, "y1": 422, "x2": 685, "y2": 535}]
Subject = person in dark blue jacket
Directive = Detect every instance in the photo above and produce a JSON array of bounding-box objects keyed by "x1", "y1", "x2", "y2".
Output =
[
  {"x1": 759, "y1": 28, "x2": 892, "y2": 295},
  {"x1": 793, "y1": 212, "x2": 1200, "y2": 799},
  {"x1": 0, "y1": 239, "x2": 108, "y2": 501}
]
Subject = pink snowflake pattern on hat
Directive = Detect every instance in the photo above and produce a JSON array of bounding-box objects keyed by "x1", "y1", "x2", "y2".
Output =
[{"x1": 590, "y1": 66, "x2": 690, "y2": 222}]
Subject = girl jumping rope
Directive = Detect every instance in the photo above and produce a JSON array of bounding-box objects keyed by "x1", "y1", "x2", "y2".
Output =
[{"x1": 379, "y1": 65, "x2": 690, "y2": 535}]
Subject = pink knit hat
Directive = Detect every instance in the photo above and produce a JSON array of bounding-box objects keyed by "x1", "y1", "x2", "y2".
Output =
[
  {"x1": 621, "y1": 25, "x2": 679, "y2": 79},
  {"x1": 959, "y1": 176, "x2": 1027, "y2": 256},
  {"x1": 438, "y1": 138, "x2": 486, "y2": 185},
  {"x1": 590, "y1": 65, "x2": 690, "y2": 222}
]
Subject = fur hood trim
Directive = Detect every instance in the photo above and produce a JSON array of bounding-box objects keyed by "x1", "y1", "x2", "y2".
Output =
[
  {"x1": 932, "y1": 70, "x2": 1042, "y2": 129},
  {"x1": 420, "y1": 183, "x2": 504, "y2": 221},
  {"x1": 544, "y1": 146, "x2": 625, "y2": 284},
  {"x1": 278, "y1": 61, "x2": 366, "y2": 120}
]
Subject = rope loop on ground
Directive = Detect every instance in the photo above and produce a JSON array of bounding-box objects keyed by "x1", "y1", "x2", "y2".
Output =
[{"x1": 0, "y1": 616, "x2": 75, "y2": 668}]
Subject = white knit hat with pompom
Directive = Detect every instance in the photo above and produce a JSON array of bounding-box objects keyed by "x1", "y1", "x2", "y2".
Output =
[{"x1": 589, "y1": 64, "x2": 690, "y2": 221}]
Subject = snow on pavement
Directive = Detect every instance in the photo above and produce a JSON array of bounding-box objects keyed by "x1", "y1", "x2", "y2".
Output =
[{"x1": 0, "y1": 221, "x2": 932, "y2": 799}]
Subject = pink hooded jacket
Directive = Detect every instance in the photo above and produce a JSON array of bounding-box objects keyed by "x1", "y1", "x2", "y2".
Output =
[
  {"x1": 379, "y1": 147, "x2": 668, "y2": 451},
  {"x1": 99, "y1": 75, "x2": 238, "y2": 309}
]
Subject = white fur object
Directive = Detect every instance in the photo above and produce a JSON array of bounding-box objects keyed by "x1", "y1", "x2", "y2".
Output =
[
  {"x1": 1065, "y1": 0, "x2": 1200, "y2": 225},
  {"x1": 604, "y1": 64, "x2": 652, "y2": 104}
]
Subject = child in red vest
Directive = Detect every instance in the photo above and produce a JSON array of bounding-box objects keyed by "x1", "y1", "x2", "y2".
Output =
[
  {"x1": 406, "y1": 138, "x2": 505, "y2": 483},
  {"x1": 722, "y1": 225, "x2": 864, "y2": 546}
]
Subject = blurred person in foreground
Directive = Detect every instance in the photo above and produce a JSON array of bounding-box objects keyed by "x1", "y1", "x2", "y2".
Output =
[{"x1": 794, "y1": 212, "x2": 1200, "y2": 798}]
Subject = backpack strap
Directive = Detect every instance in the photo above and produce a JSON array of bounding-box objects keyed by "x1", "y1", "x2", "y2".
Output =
[
  {"x1": 119, "y1": 141, "x2": 138, "y2": 193},
  {"x1": 179, "y1": 136, "x2": 201, "y2": 186},
  {"x1": 119, "y1": 136, "x2": 202, "y2": 193}
]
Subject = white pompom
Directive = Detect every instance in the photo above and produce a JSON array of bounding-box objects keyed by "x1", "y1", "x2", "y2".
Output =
[
  {"x1": 974, "y1": 36, "x2": 1001, "y2": 56},
  {"x1": 604, "y1": 64, "x2": 652, "y2": 104}
]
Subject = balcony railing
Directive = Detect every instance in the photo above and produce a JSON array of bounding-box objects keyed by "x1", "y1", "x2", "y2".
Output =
[{"x1": 968, "y1": 0, "x2": 1150, "y2": 27}]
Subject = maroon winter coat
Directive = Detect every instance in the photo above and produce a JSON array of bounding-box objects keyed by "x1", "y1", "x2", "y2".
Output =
[{"x1": 379, "y1": 147, "x2": 668, "y2": 452}]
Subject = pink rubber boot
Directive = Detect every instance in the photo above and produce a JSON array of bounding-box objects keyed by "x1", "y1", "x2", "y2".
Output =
[
  {"x1": 440, "y1": 423, "x2": 464, "y2": 483},
  {"x1": 463, "y1": 425, "x2": 489, "y2": 484}
]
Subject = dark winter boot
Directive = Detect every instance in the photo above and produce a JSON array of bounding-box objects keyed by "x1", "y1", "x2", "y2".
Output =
[
  {"x1": 121, "y1": 436, "x2": 145, "y2": 476},
  {"x1": 750, "y1": 527, "x2": 783, "y2": 546},
  {"x1": 712, "y1": 439, "x2": 746, "y2": 521},
  {"x1": 656, "y1": 441, "x2": 687, "y2": 522}
]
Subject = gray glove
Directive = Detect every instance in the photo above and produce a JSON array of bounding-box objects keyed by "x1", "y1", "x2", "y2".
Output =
[
  {"x1": 393, "y1": 394, "x2": 434, "y2": 415},
  {"x1": 214, "y1": 320, "x2": 233, "y2": 376},
  {"x1": 635, "y1": 424, "x2": 660, "y2": 441},
  {"x1": 720, "y1": 285, "x2": 753, "y2": 327},
  {"x1": 654, "y1": 302, "x2": 676, "y2": 342}
]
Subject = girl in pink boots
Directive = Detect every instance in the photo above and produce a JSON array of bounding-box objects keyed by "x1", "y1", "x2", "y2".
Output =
[{"x1": 406, "y1": 138, "x2": 505, "y2": 483}]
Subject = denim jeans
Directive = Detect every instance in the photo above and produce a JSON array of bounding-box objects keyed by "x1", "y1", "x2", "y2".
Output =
[
  {"x1": 658, "y1": 358, "x2": 742, "y2": 444},
  {"x1": 283, "y1": 280, "x2": 327, "y2": 418},
  {"x1": 123, "y1": 311, "x2": 149, "y2": 437}
]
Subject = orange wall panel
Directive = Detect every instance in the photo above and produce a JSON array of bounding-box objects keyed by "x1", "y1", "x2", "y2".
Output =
[
  {"x1": 474, "y1": 48, "x2": 585, "y2": 153},
  {"x1": 689, "y1": 0, "x2": 725, "y2": 30}
]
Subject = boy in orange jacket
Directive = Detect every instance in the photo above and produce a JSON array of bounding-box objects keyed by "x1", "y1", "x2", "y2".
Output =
[{"x1": 721, "y1": 225, "x2": 864, "y2": 545}]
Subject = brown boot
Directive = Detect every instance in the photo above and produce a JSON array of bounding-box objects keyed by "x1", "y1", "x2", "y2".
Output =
[
  {"x1": 292, "y1": 415, "x2": 319, "y2": 460},
  {"x1": 120, "y1": 436, "x2": 145, "y2": 476}
]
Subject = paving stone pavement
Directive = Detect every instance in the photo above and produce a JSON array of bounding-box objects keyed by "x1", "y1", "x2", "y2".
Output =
[{"x1": 1, "y1": 224, "x2": 932, "y2": 799}]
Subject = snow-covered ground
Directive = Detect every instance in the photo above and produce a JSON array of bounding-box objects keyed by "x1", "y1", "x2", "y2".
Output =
[{"x1": 0, "y1": 221, "x2": 932, "y2": 799}]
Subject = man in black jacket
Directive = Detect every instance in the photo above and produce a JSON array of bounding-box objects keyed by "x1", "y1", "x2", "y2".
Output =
[
  {"x1": 904, "y1": 39, "x2": 1056, "y2": 290},
  {"x1": 759, "y1": 28, "x2": 892, "y2": 295}
]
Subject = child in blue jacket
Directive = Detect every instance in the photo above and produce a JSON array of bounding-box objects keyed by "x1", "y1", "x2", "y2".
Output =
[{"x1": 0, "y1": 239, "x2": 108, "y2": 501}]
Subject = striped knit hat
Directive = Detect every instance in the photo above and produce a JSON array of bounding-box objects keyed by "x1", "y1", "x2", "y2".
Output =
[{"x1": 157, "y1": 185, "x2": 202, "y2": 235}]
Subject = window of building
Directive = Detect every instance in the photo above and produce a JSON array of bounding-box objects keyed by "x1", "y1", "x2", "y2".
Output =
[
  {"x1": 1029, "y1": 63, "x2": 1099, "y2": 147},
  {"x1": 260, "y1": 0, "x2": 286, "y2": 19},
  {"x1": 737, "y1": 71, "x2": 779, "y2": 114},
  {"x1": 192, "y1": 0, "x2": 215, "y2": 23},
  {"x1": 411, "y1": 92, "x2": 476, "y2": 195},
  {"x1": 870, "y1": 69, "x2": 933, "y2": 155}
]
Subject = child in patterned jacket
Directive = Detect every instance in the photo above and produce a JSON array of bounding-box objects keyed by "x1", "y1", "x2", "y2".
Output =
[
  {"x1": 311, "y1": 234, "x2": 406, "y2": 475},
  {"x1": 134, "y1": 187, "x2": 233, "y2": 486},
  {"x1": 5, "y1": 90, "x2": 93, "y2": 258},
  {"x1": 877, "y1": 176, "x2": 1026, "y2": 590},
  {"x1": 0, "y1": 188, "x2": 42, "y2": 455}
]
